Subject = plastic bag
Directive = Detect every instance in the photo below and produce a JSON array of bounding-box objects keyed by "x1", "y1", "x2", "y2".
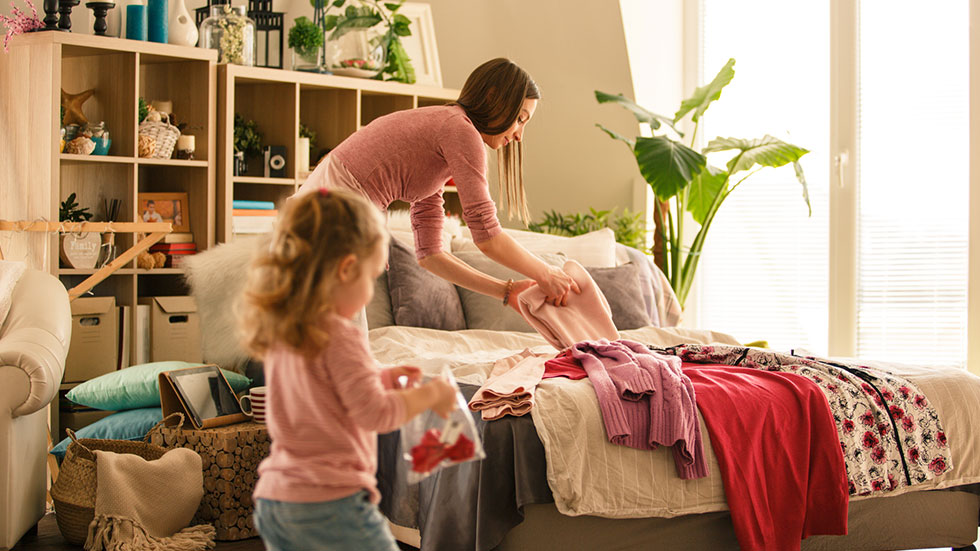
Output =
[{"x1": 400, "y1": 366, "x2": 485, "y2": 484}]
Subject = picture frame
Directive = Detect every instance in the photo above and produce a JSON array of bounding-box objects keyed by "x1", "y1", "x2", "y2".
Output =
[
  {"x1": 137, "y1": 192, "x2": 190, "y2": 233},
  {"x1": 398, "y1": 2, "x2": 442, "y2": 87}
]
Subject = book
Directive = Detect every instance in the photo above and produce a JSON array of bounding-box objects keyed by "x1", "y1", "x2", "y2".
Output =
[
  {"x1": 232, "y1": 209, "x2": 279, "y2": 216},
  {"x1": 232, "y1": 200, "x2": 276, "y2": 210},
  {"x1": 135, "y1": 304, "x2": 150, "y2": 365},
  {"x1": 232, "y1": 216, "x2": 277, "y2": 234},
  {"x1": 150, "y1": 242, "x2": 198, "y2": 252},
  {"x1": 162, "y1": 232, "x2": 194, "y2": 244},
  {"x1": 118, "y1": 305, "x2": 131, "y2": 370}
]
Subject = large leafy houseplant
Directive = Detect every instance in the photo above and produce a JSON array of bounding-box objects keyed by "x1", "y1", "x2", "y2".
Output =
[
  {"x1": 596, "y1": 58, "x2": 811, "y2": 308},
  {"x1": 528, "y1": 208, "x2": 646, "y2": 251},
  {"x1": 314, "y1": 0, "x2": 415, "y2": 83}
]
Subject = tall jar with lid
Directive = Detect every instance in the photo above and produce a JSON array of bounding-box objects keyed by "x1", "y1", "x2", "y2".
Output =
[{"x1": 199, "y1": 5, "x2": 256, "y2": 66}]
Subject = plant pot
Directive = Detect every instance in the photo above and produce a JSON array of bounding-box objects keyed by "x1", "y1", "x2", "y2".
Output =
[{"x1": 292, "y1": 48, "x2": 323, "y2": 73}]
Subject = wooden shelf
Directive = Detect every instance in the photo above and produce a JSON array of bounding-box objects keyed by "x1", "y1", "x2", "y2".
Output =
[
  {"x1": 60, "y1": 154, "x2": 134, "y2": 164},
  {"x1": 233, "y1": 176, "x2": 296, "y2": 185},
  {"x1": 138, "y1": 158, "x2": 209, "y2": 168}
]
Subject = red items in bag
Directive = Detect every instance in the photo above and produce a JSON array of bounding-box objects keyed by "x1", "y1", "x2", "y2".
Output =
[{"x1": 409, "y1": 427, "x2": 477, "y2": 473}]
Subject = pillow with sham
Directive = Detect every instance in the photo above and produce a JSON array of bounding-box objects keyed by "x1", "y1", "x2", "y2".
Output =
[
  {"x1": 586, "y1": 263, "x2": 653, "y2": 330},
  {"x1": 49, "y1": 407, "x2": 163, "y2": 462},
  {"x1": 387, "y1": 238, "x2": 467, "y2": 331}
]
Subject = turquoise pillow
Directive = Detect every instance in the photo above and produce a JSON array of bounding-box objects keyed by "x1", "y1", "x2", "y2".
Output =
[
  {"x1": 49, "y1": 408, "x2": 163, "y2": 461},
  {"x1": 66, "y1": 361, "x2": 251, "y2": 411}
]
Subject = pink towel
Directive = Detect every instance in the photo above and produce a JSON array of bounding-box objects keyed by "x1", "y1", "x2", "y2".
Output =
[
  {"x1": 518, "y1": 260, "x2": 620, "y2": 350},
  {"x1": 468, "y1": 349, "x2": 549, "y2": 420}
]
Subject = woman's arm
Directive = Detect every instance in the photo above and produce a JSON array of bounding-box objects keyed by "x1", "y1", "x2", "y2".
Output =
[
  {"x1": 474, "y1": 232, "x2": 579, "y2": 304},
  {"x1": 419, "y1": 251, "x2": 512, "y2": 300}
]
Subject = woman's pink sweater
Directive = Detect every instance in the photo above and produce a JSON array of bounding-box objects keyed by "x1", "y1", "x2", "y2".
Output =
[
  {"x1": 298, "y1": 104, "x2": 503, "y2": 259},
  {"x1": 253, "y1": 313, "x2": 405, "y2": 504}
]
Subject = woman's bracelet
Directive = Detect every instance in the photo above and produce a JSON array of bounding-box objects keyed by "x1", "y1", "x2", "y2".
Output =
[{"x1": 502, "y1": 278, "x2": 514, "y2": 306}]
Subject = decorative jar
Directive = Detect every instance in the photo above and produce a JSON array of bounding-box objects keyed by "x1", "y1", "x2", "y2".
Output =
[
  {"x1": 199, "y1": 5, "x2": 256, "y2": 66},
  {"x1": 325, "y1": 27, "x2": 385, "y2": 78}
]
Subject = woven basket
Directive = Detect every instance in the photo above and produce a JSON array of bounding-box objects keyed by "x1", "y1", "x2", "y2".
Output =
[
  {"x1": 138, "y1": 120, "x2": 181, "y2": 159},
  {"x1": 49, "y1": 413, "x2": 183, "y2": 545}
]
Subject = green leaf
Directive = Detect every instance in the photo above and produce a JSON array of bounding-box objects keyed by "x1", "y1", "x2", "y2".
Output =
[
  {"x1": 384, "y1": 2, "x2": 401, "y2": 11},
  {"x1": 674, "y1": 58, "x2": 735, "y2": 123},
  {"x1": 595, "y1": 123, "x2": 635, "y2": 149},
  {"x1": 704, "y1": 135, "x2": 809, "y2": 174},
  {"x1": 329, "y1": 12, "x2": 383, "y2": 40},
  {"x1": 595, "y1": 90, "x2": 675, "y2": 131},
  {"x1": 332, "y1": 0, "x2": 345, "y2": 7},
  {"x1": 633, "y1": 135, "x2": 705, "y2": 201},
  {"x1": 379, "y1": 35, "x2": 415, "y2": 83},
  {"x1": 323, "y1": 14, "x2": 339, "y2": 31},
  {"x1": 793, "y1": 160, "x2": 812, "y2": 216},
  {"x1": 686, "y1": 165, "x2": 728, "y2": 225}
]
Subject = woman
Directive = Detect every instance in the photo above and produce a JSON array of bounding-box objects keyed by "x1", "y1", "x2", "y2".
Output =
[{"x1": 297, "y1": 57, "x2": 578, "y2": 310}]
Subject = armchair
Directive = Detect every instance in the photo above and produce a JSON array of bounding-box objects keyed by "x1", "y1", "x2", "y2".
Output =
[{"x1": 0, "y1": 268, "x2": 70, "y2": 550}]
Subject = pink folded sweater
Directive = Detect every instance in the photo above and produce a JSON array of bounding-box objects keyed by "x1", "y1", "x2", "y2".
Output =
[
  {"x1": 517, "y1": 260, "x2": 619, "y2": 350},
  {"x1": 468, "y1": 349, "x2": 549, "y2": 420}
]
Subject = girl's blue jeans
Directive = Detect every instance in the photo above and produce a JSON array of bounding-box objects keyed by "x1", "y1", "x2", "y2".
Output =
[{"x1": 254, "y1": 491, "x2": 399, "y2": 551}]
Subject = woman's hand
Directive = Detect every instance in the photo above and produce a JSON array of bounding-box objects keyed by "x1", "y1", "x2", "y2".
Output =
[
  {"x1": 387, "y1": 365, "x2": 422, "y2": 388},
  {"x1": 535, "y1": 265, "x2": 581, "y2": 306},
  {"x1": 507, "y1": 279, "x2": 536, "y2": 313}
]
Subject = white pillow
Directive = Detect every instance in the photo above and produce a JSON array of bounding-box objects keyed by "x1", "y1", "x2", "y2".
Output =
[{"x1": 451, "y1": 227, "x2": 618, "y2": 268}]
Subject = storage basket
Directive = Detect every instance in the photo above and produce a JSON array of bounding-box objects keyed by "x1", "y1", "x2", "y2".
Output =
[
  {"x1": 138, "y1": 120, "x2": 181, "y2": 159},
  {"x1": 49, "y1": 413, "x2": 182, "y2": 545}
]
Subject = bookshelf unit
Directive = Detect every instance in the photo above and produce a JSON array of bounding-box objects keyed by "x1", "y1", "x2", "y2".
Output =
[
  {"x1": 0, "y1": 33, "x2": 216, "y2": 439},
  {"x1": 216, "y1": 64, "x2": 460, "y2": 242}
]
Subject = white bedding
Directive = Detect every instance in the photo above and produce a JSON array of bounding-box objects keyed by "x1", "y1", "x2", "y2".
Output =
[{"x1": 368, "y1": 325, "x2": 980, "y2": 520}]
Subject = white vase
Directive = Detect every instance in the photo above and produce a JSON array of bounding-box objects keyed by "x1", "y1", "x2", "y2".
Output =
[{"x1": 168, "y1": 0, "x2": 198, "y2": 47}]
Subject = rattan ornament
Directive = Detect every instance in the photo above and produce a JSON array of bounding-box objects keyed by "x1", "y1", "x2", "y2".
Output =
[{"x1": 138, "y1": 134, "x2": 156, "y2": 158}]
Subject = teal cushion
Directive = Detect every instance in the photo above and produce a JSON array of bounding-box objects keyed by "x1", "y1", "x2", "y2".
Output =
[
  {"x1": 49, "y1": 408, "x2": 163, "y2": 461},
  {"x1": 65, "y1": 361, "x2": 251, "y2": 411}
]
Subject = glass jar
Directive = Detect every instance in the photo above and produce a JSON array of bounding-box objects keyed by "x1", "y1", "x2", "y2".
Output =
[
  {"x1": 325, "y1": 27, "x2": 386, "y2": 78},
  {"x1": 199, "y1": 5, "x2": 256, "y2": 66}
]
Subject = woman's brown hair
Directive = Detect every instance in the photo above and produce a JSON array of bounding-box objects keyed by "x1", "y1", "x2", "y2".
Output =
[
  {"x1": 238, "y1": 189, "x2": 386, "y2": 359},
  {"x1": 455, "y1": 57, "x2": 540, "y2": 224}
]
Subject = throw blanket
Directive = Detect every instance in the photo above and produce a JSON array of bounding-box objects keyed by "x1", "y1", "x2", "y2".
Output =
[
  {"x1": 85, "y1": 449, "x2": 215, "y2": 551},
  {"x1": 570, "y1": 339, "x2": 706, "y2": 479},
  {"x1": 0, "y1": 260, "x2": 26, "y2": 327},
  {"x1": 661, "y1": 344, "x2": 953, "y2": 497},
  {"x1": 683, "y1": 363, "x2": 848, "y2": 551},
  {"x1": 517, "y1": 260, "x2": 619, "y2": 350}
]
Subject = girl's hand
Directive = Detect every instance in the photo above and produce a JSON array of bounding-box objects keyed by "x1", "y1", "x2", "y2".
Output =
[
  {"x1": 507, "y1": 279, "x2": 536, "y2": 313},
  {"x1": 425, "y1": 377, "x2": 458, "y2": 419},
  {"x1": 388, "y1": 365, "x2": 422, "y2": 388},
  {"x1": 536, "y1": 265, "x2": 581, "y2": 306}
]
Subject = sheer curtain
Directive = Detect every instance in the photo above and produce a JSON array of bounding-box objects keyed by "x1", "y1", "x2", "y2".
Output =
[{"x1": 697, "y1": 0, "x2": 830, "y2": 353}]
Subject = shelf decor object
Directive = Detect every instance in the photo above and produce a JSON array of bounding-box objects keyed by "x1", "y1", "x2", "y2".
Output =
[
  {"x1": 0, "y1": 0, "x2": 45, "y2": 50},
  {"x1": 85, "y1": 1, "x2": 115, "y2": 35},
  {"x1": 168, "y1": 0, "x2": 198, "y2": 46},
  {"x1": 246, "y1": 0, "x2": 282, "y2": 69},
  {"x1": 146, "y1": 0, "x2": 166, "y2": 43},
  {"x1": 199, "y1": 4, "x2": 255, "y2": 66},
  {"x1": 57, "y1": 0, "x2": 80, "y2": 31},
  {"x1": 125, "y1": 2, "x2": 146, "y2": 40}
]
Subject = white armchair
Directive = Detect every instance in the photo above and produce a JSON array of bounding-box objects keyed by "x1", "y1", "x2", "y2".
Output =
[{"x1": 0, "y1": 268, "x2": 70, "y2": 550}]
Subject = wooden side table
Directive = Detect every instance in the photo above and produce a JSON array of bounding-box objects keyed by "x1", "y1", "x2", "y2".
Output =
[{"x1": 149, "y1": 421, "x2": 270, "y2": 540}]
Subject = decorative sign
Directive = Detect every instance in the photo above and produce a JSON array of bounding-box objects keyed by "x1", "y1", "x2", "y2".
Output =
[{"x1": 60, "y1": 232, "x2": 102, "y2": 269}]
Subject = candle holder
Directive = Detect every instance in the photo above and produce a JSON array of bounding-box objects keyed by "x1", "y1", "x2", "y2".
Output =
[
  {"x1": 57, "y1": 0, "x2": 80, "y2": 31},
  {"x1": 40, "y1": 0, "x2": 62, "y2": 30},
  {"x1": 86, "y1": 1, "x2": 115, "y2": 35}
]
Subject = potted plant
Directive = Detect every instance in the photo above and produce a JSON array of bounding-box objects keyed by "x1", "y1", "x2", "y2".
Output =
[
  {"x1": 315, "y1": 0, "x2": 415, "y2": 83},
  {"x1": 596, "y1": 58, "x2": 811, "y2": 308},
  {"x1": 288, "y1": 15, "x2": 324, "y2": 72},
  {"x1": 528, "y1": 208, "x2": 646, "y2": 251},
  {"x1": 233, "y1": 114, "x2": 263, "y2": 176},
  {"x1": 59, "y1": 192, "x2": 101, "y2": 269}
]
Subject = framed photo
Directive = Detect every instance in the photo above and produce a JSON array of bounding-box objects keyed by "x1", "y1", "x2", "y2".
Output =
[
  {"x1": 138, "y1": 192, "x2": 190, "y2": 233},
  {"x1": 398, "y1": 2, "x2": 442, "y2": 87}
]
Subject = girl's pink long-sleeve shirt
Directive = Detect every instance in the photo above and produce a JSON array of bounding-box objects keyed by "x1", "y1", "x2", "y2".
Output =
[
  {"x1": 253, "y1": 313, "x2": 405, "y2": 504},
  {"x1": 298, "y1": 104, "x2": 503, "y2": 259}
]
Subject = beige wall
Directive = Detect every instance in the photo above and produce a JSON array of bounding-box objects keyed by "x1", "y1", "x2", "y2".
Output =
[{"x1": 421, "y1": 0, "x2": 642, "y2": 228}]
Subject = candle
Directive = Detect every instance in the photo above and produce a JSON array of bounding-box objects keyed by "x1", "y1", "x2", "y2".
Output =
[
  {"x1": 147, "y1": 0, "x2": 167, "y2": 43},
  {"x1": 151, "y1": 100, "x2": 173, "y2": 115},
  {"x1": 176, "y1": 135, "x2": 195, "y2": 151},
  {"x1": 125, "y1": 4, "x2": 146, "y2": 40}
]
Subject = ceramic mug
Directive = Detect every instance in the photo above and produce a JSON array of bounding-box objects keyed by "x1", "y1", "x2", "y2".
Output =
[{"x1": 239, "y1": 386, "x2": 267, "y2": 424}]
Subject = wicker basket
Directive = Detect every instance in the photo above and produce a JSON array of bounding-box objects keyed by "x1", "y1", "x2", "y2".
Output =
[
  {"x1": 138, "y1": 120, "x2": 181, "y2": 159},
  {"x1": 49, "y1": 414, "x2": 182, "y2": 545}
]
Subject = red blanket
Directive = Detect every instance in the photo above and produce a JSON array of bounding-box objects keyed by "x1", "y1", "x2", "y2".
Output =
[{"x1": 682, "y1": 363, "x2": 848, "y2": 551}]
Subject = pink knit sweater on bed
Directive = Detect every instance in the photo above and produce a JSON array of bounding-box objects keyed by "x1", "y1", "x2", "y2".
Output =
[{"x1": 297, "y1": 105, "x2": 502, "y2": 259}]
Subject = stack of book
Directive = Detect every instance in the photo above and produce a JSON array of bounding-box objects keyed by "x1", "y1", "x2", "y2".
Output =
[
  {"x1": 232, "y1": 199, "x2": 278, "y2": 235},
  {"x1": 149, "y1": 241, "x2": 198, "y2": 268}
]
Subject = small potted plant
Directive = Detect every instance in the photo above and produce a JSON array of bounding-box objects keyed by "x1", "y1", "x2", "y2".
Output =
[
  {"x1": 233, "y1": 114, "x2": 263, "y2": 176},
  {"x1": 289, "y1": 16, "x2": 324, "y2": 72}
]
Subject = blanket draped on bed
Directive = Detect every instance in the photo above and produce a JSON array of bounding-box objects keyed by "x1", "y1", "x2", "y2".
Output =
[
  {"x1": 683, "y1": 363, "x2": 849, "y2": 551},
  {"x1": 660, "y1": 344, "x2": 953, "y2": 497},
  {"x1": 85, "y1": 449, "x2": 215, "y2": 551}
]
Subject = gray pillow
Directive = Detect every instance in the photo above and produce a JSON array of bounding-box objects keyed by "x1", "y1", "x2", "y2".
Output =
[
  {"x1": 453, "y1": 251, "x2": 566, "y2": 332},
  {"x1": 366, "y1": 272, "x2": 393, "y2": 329},
  {"x1": 387, "y1": 239, "x2": 466, "y2": 331},
  {"x1": 586, "y1": 264, "x2": 652, "y2": 330}
]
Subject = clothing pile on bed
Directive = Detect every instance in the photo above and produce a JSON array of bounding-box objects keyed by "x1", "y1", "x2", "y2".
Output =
[{"x1": 466, "y1": 259, "x2": 952, "y2": 551}]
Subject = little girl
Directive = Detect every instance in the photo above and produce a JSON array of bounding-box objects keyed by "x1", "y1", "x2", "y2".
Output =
[{"x1": 240, "y1": 188, "x2": 457, "y2": 551}]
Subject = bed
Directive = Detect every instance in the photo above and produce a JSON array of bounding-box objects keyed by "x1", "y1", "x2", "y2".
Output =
[
  {"x1": 362, "y1": 225, "x2": 980, "y2": 551},
  {"x1": 182, "y1": 221, "x2": 980, "y2": 551}
]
